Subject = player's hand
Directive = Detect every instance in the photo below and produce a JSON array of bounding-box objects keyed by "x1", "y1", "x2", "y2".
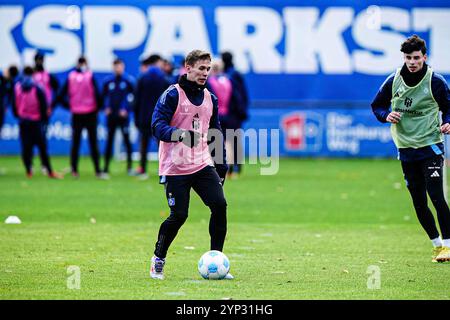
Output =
[
  {"x1": 105, "y1": 108, "x2": 111, "y2": 116},
  {"x1": 386, "y1": 112, "x2": 402, "y2": 124},
  {"x1": 178, "y1": 130, "x2": 201, "y2": 148},
  {"x1": 440, "y1": 123, "x2": 450, "y2": 134}
]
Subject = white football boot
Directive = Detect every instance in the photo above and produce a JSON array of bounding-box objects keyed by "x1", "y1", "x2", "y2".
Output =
[{"x1": 150, "y1": 256, "x2": 166, "y2": 280}]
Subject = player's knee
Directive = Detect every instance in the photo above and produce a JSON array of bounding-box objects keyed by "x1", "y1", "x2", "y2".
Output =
[
  {"x1": 427, "y1": 185, "x2": 446, "y2": 204},
  {"x1": 169, "y1": 209, "x2": 188, "y2": 224},
  {"x1": 211, "y1": 196, "x2": 227, "y2": 211},
  {"x1": 429, "y1": 192, "x2": 446, "y2": 206},
  {"x1": 209, "y1": 199, "x2": 227, "y2": 217}
]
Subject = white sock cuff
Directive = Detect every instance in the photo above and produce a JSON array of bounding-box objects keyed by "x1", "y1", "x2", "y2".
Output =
[
  {"x1": 442, "y1": 239, "x2": 450, "y2": 248},
  {"x1": 431, "y1": 237, "x2": 443, "y2": 247}
]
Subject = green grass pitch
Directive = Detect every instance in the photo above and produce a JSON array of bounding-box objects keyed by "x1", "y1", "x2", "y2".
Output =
[{"x1": 0, "y1": 156, "x2": 449, "y2": 299}]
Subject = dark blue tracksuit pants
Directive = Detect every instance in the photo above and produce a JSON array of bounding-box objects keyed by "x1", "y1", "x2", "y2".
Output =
[{"x1": 19, "y1": 121, "x2": 52, "y2": 174}]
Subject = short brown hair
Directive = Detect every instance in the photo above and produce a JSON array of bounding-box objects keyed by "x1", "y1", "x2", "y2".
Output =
[
  {"x1": 401, "y1": 35, "x2": 427, "y2": 55},
  {"x1": 185, "y1": 50, "x2": 211, "y2": 67}
]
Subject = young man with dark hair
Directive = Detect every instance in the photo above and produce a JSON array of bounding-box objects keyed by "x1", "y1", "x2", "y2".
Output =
[
  {"x1": 12, "y1": 66, "x2": 60, "y2": 179},
  {"x1": 133, "y1": 54, "x2": 169, "y2": 180},
  {"x1": 149, "y1": 49, "x2": 231, "y2": 280},
  {"x1": 371, "y1": 35, "x2": 450, "y2": 262},
  {"x1": 102, "y1": 58, "x2": 134, "y2": 176},
  {"x1": 57, "y1": 56, "x2": 106, "y2": 179}
]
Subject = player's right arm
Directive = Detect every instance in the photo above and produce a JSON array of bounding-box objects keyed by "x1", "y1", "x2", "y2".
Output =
[
  {"x1": 151, "y1": 85, "x2": 180, "y2": 142},
  {"x1": 371, "y1": 73, "x2": 397, "y2": 123}
]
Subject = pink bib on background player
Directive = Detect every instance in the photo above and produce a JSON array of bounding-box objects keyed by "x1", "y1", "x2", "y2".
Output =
[
  {"x1": 159, "y1": 84, "x2": 214, "y2": 176},
  {"x1": 15, "y1": 84, "x2": 41, "y2": 121},
  {"x1": 208, "y1": 75, "x2": 232, "y2": 116},
  {"x1": 68, "y1": 70, "x2": 96, "y2": 114},
  {"x1": 33, "y1": 71, "x2": 52, "y2": 106}
]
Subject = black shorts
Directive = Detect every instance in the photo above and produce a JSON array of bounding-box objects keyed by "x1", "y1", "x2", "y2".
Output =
[{"x1": 401, "y1": 155, "x2": 444, "y2": 189}]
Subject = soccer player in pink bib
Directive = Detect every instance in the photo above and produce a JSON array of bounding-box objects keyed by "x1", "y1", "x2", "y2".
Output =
[
  {"x1": 149, "y1": 50, "x2": 231, "y2": 280},
  {"x1": 13, "y1": 66, "x2": 60, "y2": 179},
  {"x1": 57, "y1": 57, "x2": 106, "y2": 179}
]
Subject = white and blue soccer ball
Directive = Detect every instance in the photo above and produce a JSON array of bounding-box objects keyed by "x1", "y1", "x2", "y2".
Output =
[{"x1": 198, "y1": 250, "x2": 230, "y2": 280}]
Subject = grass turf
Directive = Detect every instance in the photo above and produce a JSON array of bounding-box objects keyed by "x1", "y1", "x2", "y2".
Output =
[{"x1": 0, "y1": 156, "x2": 449, "y2": 299}]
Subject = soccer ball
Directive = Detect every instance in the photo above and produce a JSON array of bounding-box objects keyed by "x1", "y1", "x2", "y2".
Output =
[{"x1": 198, "y1": 250, "x2": 230, "y2": 280}]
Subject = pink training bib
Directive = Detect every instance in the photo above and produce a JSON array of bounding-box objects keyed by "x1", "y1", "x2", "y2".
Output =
[
  {"x1": 33, "y1": 71, "x2": 52, "y2": 106},
  {"x1": 68, "y1": 70, "x2": 96, "y2": 114},
  {"x1": 208, "y1": 75, "x2": 232, "y2": 116},
  {"x1": 159, "y1": 84, "x2": 214, "y2": 176},
  {"x1": 15, "y1": 83, "x2": 41, "y2": 121}
]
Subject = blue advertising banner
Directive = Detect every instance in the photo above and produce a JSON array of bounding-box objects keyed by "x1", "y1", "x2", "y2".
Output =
[
  {"x1": 245, "y1": 107, "x2": 396, "y2": 158},
  {"x1": 0, "y1": 0, "x2": 449, "y2": 102}
]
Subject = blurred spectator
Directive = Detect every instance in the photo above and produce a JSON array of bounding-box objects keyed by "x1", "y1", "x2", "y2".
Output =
[
  {"x1": 33, "y1": 52, "x2": 60, "y2": 175},
  {"x1": 4, "y1": 65, "x2": 20, "y2": 108},
  {"x1": 161, "y1": 58, "x2": 176, "y2": 85},
  {"x1": 102, "y1": 58, "x2": 135, "y2": 176},
  {"x1": 207, "y1": 59, "x2": 235, "y2": 176},
  {"x1": 12, "y1": 66, "x2": 60, "y2": 179},
  {"x1": 221, "y1": 51, "x2": 250, "y2": 178},
  {"x1": 133, "y1": 54, "x2": 169, "y2": 179},
  {"x1": 0, "y1": 71, "x2": 6, "y2": 134},
  {"x1": 33, "y1": 52, "x2": 59, "y2": 116},
  {"x1": 57, "y1": 56, "x2": 106, "y2": 179}
]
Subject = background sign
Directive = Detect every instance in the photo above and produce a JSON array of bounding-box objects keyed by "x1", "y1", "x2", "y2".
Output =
[{"x1": 1, "y1": 0, "x2": 449, "y2": 157}]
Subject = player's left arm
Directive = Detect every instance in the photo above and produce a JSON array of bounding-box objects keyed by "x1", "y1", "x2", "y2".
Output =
[
  {"x1": 208, "y1": 92, "x2": 228, "y2": 184},
  {"x1": 432, "y1": 74, "x2": 450, "y2": 134}
]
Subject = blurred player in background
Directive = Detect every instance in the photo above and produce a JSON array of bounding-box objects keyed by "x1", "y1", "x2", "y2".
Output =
[
  {"x1": 4, "y1": 65, "x2": 20, "y2": 111},
  {"x1": 161, "y1": 58, "x2": 177, "y2": 85},
  {"x1": 133, "y1": 54, "x2": 168, "y2": 180},
  {"x1": 102, "y1": 58, "x2": 134, "y2": 176},
  {"x1": 207, "y1": 59, "x2": 236, "y2": 178},
  {"x1": 57, "y1": 56, "x2": 106, "y2": 179},
  {"x1": 371, "y1": 35, "x2": 450, "y2": 263},
  {"x1": 0, "y1": 71, "x2": 6, "y2": 135},
  {"x1": 33, "y1": 52, "x2": 59, "y2": 117},
  {"x1": 149, "y1": 50, "x2": 230, "y2": 280},
  {"x1": 12, "y1": 66, "x2": 60, "y2": 179},
  {"x1": 221, "y1": 51, "x2": 249, "y2": 178},
  {"x1": 33, "y1": 52, "x2": 60, "y2": 175}
]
